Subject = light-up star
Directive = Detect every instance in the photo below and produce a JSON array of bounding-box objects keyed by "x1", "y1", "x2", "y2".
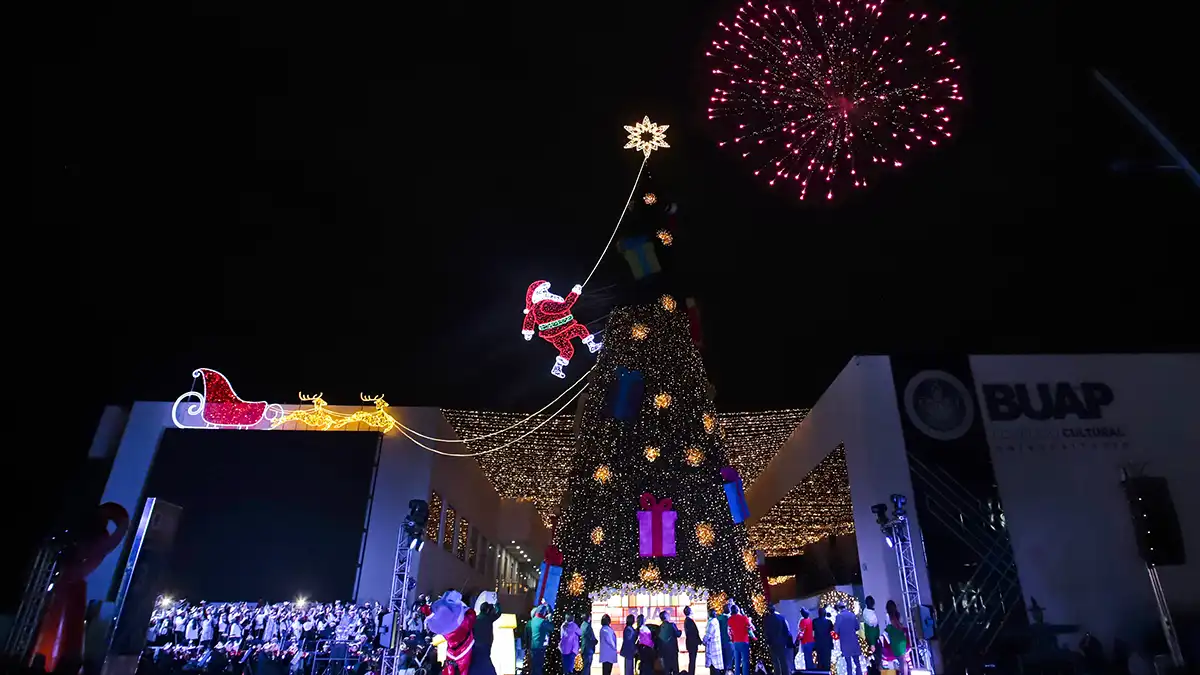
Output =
[{"x1": 624, "y1": 116, "x2": 670, "y2": 157}]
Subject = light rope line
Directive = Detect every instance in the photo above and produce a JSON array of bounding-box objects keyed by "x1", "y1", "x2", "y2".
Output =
[
  {"x1": 397, "y1": 383, "x2": 589, "y2": 457},
  {"x1": 581, "y1": 153, "x2": 649, "y2": 288},
  {"x1": 396, "y1": 366, "x2": 593, "y2": 442}
]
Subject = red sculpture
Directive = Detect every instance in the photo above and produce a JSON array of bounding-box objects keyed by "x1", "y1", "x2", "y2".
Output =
[
  {"x1": 31, "y1": 503, "x2": 130, "y2": 672},
  {"x1": 172, "y1": 368, "x2": 284, "y2": 429}
]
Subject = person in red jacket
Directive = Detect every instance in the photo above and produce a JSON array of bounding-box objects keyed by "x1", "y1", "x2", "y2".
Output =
[
  {"x1": 794, "y1": 608, "x2": 815, "y2": 670},
  {"x1": 521, "y1": 280, "x2": 602, "y2": 378},
  {"x1": 727, "y1": 604, "x2": 755, "y2": 675}
]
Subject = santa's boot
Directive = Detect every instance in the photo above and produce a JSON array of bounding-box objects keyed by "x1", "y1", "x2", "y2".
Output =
[
  {"x1": 551, "y1": 356, "x2": 569, "y2": 379},
  {"x1": 583, "y1": 334, "x2": 603, "y2": 353}
]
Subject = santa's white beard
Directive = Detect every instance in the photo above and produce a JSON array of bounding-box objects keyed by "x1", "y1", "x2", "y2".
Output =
[{"x1": 537, "y1": 293, "x2": 564, "y2": 304}]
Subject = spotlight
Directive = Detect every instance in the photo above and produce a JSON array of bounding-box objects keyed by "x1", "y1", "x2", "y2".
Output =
[
  {"x1": 404, "y1": 499, "x2": 430, "y2": 546},
  {"x1": 885, "y1": 536, "x2": 894, "y2": 548},
  {"x1": 872, "y1": 503, "x2": 890, "y2": 526},
  {"x1": 890, "y1": 494, "x2": 907, "y2": 519},
  {"x1": 160, "y1": 596, "x2": 173, "y2": 607},
  {"x1": 296, "y1": 597, "x2": 308, "y2": 607}
]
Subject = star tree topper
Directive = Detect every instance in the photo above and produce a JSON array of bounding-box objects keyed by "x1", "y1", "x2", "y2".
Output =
[{"x1": 624, "y1": 116, "x2": 670, "y2": 157}]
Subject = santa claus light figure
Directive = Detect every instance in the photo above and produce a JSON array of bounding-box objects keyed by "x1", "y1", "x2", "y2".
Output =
[{"x1": 522, "y1": 280, "x2": 602, "y2": 378}]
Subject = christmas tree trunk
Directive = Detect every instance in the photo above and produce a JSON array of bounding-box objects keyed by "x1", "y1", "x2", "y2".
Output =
[{"x1": 547, "y1": 300, "x2": 766, "y2": 675}]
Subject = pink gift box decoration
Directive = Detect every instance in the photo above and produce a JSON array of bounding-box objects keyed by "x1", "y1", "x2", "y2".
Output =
[{"x1": 638, "y1": 493, "x2": 677, "y2": 557}]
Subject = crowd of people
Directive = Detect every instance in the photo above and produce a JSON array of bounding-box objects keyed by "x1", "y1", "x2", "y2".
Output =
[
  {"x1": 133, "y1": 596, "x2": 443, "y2": 675},
  {"x1": 523, "y1": 595, "x2": 914, "y2": 675}
]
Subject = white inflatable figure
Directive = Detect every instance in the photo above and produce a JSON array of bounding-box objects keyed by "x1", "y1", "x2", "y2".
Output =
[{"x1": 427, "y1": 591, "x2": 478, "y2": 675}]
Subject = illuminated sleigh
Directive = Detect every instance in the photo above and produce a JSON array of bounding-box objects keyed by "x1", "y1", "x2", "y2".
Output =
[{"x1": 172, "y1": 368, "x2": 285, "y2": 429}]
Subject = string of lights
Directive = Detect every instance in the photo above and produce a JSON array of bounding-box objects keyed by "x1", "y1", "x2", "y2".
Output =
[
  {"x1": 746, "y1": 445, "x2": 855, "y2": 556},
  {"x1": 442, "y1": 408, "x2": 811, "y2": 525}
]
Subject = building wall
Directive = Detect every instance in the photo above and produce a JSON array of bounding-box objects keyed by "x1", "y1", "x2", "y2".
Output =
[
  {"x1": 972, "y1": 354, "x2": 1200, "y2": 645},
  {"x1": 751, "y1": 353, "x2": 1200, "y2": 652},
  {"x1": 745, "y1": 357, "x2": 933, "y2": 619}
]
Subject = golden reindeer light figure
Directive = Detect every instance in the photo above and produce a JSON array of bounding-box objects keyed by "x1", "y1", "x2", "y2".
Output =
[
  {"x1": 273, "y1": 392, "x2": 340, "y2": 430},
  {"x1": 332, "y1": 393, "x2": 399, "y2": 433}
]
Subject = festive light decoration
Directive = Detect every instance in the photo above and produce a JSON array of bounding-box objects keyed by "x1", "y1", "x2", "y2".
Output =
[
  {"x1": 567, "y1": 572, "x2": 587, "y2": 596},
  {"x1": 631, "y1": 323, "x2": 650, "y2": 340},
  {"x1": 767, "y1": 575, "x2": 796, "y2": 586},
  {"x1": 654, "y1": 392, "x2": 673, "y2": 409},
  {"x1": 818, "y1": 589, "x2": 859, "y2": 614},
  {"x1": 637, "y1": 493, "x2": 678, "y2": 557},
  {"x1": 644, "y1": 446, "x2": 661, "y2": 462},
  {"x1": 656, "y1": 230, "x2": 674, "y2": 246},
  {"x1": 751, "y1": 593, "x2": 767, "y2": 615},
  {"x1": 624, "y1": 116, "x2": 671, "y2": 157},
  {"x1": 426, "y1": 492, "x2": 444, "y2": 542},
  {"x1": 589, "y1": 582, "x2": 708, "y2": 601},
  {"x1": 742, "y1": 549, "x2": 758, "y2": 573},
  {"x1": 440, "y1": 408, "x2": 810, "y2": 529},
  {"x1": 643, "y1": 192, "x2": 658, "y2": 205},
  {"x1": 659, "y1": 295, "x2": 678, "y2": 312},
  {"x1": 172, "y1": 368, "x2": 285, "y2": 429},
  {"x1": 542, "y1": 304, "x2": 767, "y2": 675},
  {"x1": 522, "y1": 280, "x2": 603, "y2": 379},
  {"x1": 685, "y1": 447, "x2": 705, "y2": 467},
  {"x1": 272, "y1": 392, "x2": 400, "y2": 433},
  {"x1": 590, "y1": 527, "x2": 606, "y2": 545},
  {"x1": 702, "y1": 412, "x2": 717, "y2": 434},
  {"x1": 594, "y1": 465, "x2": 613, "y2": 484},
  {"x1": 708, "y1": 592, "x2": 729, "y2": 613},
  {"x1": 747, "y1": 445, "x2": 855, "y2": 555},
  {"x1": 695, "y1": 523, "x2": 716, "y2": 547},
  {"x1": 574, "y1": 653, "x2": 584, "y2": 672},
  {"x1": 706, "y1": 0, "x2": 963, "y2": 201},
  {"x1": 639, "y1": 564, "x2": 661, "y2": 583}
]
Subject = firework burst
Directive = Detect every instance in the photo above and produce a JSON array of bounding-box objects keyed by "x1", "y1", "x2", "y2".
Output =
[{"x1": 706, "y1": 0, "x2": 963, "y2": 201}]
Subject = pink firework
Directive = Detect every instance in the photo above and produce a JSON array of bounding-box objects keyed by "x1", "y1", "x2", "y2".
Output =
[{"x1": 706, "y1": 0, "x2": 963, "y2": 201}]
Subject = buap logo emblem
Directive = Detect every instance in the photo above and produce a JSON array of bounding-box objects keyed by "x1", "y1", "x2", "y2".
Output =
[{"x1": 903, "y1": 370, "x2": 975, "y2": 441}]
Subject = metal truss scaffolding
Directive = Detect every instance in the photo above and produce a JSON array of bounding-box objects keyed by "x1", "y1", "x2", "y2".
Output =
[
  {"x1": 380, "y1": 532, "x2": 419, "y2": 675},
  {"x1": 3, "y1": 541, "x2": 60, "y2": 662},
  {"x1": 886, "y1": 516, "x2": 933, "y2": 672}
]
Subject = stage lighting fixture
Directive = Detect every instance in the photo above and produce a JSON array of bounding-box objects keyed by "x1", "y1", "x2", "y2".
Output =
[
  {"x1": 885, "y1": 536, "x2": 894, "y2": 548},
  {"x1": 872, "y1": 503, "x2": 890, "y2": 526},
  {"x1": 890, "y1": 494, "x2": 907, "y2": 518}
]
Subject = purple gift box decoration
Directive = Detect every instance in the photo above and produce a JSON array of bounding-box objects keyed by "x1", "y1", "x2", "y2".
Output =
[
  {"x1": 721, "y1": 466, "x2": 749, "y2": 524},
  {"x1": 637, "y1": 493, "x2": 677, "y2": 557}
]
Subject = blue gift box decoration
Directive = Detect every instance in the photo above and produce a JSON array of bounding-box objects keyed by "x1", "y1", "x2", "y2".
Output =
[
  {"x1": 607, "y1": 367, "x2": 645, "y2": 421},
  {"x1": 721, "y1": 466, "x2": 750, "y2": 524}
]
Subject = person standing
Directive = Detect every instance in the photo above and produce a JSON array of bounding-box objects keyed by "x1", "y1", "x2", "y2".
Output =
[
  {"x1": 716, "y1": 605, "x2": 734, "y2": 675},
  {"x1": 810, "y1": 608, "x2": 833, "y2": 671},
  {"x1": 703, "y1": 610, "x2": 725, "y2": 674},
  {"x1": 795, "y1": 609, "x2": 814, "y2": 670},
  {"x1": 582, "y1": 616, "x2": 599, "y2": 674},
  {"x1": 882, "y1": 608, "x2": 908, "y2": 675},
  {"x1": 600, "y1": 615, "x2": 619, "y2": 675},
  {"x1": 526, "y1": 606, "x2": 552, "y2": 675},
  {"x1": 764, "y1": 603, "x2": 794, "y2": 675},
  {"x1": 469, "y1": 596, "x2": 501, "y2": 675},
  {"x1": 833, "y1": 603, "x2": 862, "y2": 675},
  {"x1": 861, "y1": 598, "x2": 879, "y2": 675},
  {"x1": 657, "y1": 611, "x2": 682, "y2": 675},
  {"x1": 727, "y1": 605, "x2": 754, "y2": 675},
  {"x1": 683, "y1": 607, "x2": 701, "y2": 675},
  {"x1": 561, "y1": 615, "x2": 583, "y2": 674},
  {"x1": 621, "y1": 615, "x2": 638, "y2": 675}
]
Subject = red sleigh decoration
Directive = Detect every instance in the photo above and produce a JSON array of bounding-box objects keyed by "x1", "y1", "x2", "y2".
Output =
[{"x1": 172, "y1": 368, "x2": 284, "y2": 429}]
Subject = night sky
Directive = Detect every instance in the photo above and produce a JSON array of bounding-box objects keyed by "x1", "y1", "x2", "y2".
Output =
[{"x1": 21, "y1": 0, "x2": 1197, "y2": 565}]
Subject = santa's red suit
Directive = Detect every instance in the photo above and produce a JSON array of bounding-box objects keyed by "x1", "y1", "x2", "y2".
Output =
[
  {"x1": 442, "y1": 608, "x2": 477, "y2": 675},
  {"x1": 522, "y1": 280, "x2": 602, "y2": 378}
]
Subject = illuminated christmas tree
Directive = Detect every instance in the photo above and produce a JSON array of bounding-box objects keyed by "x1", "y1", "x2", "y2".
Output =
[{"x1": 545, "y1": 298, "x2": 765, "y2": 673}]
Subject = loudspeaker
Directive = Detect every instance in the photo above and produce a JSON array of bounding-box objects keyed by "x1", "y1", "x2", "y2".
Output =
[{"x1": 1123, "y1": 476, "x2": 1185, "y2": 566}]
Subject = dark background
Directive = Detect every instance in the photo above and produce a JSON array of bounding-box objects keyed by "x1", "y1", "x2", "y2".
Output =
[
  {"x1": 15, "y1": 0, "x2": 1196, "y2": 608},
  {"x1": 128, "y1": 429, "x2": 379, "y2": 603}
]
